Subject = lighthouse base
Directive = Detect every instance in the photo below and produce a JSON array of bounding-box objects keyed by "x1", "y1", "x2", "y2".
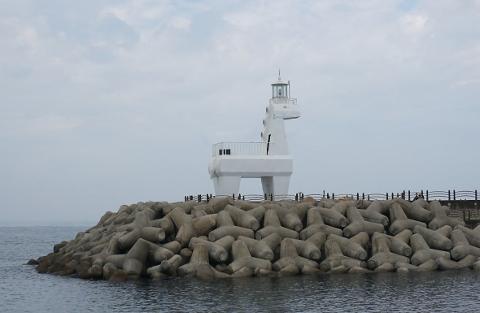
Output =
[{"x1": 209, "y1": 155, "x2": 293, "y2": 197}]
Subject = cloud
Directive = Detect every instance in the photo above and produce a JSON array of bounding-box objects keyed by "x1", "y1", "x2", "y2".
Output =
[
  {"x1": 170, "y1": 16, "x2": 191, "y2": 30},
  {"x1": 401, "y1": 13, "x2": 428, "y2": 34},
  {"x1": 0, "y1": 0, "x2": 479, "y2": 225}
]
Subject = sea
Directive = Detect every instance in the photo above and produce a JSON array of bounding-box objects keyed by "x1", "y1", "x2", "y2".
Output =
[{"x1": 1, "y1": 226, "x2": 479, "y2": 313}]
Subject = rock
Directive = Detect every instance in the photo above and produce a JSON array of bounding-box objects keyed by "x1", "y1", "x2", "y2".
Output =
[{"x1": 34, "y1": 198, "x2": 480, "y2": 281}]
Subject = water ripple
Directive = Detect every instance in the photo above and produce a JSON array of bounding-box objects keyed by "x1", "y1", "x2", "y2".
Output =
[{"x1": 1, "y1": 227, "x2": 479, "y2": 313}]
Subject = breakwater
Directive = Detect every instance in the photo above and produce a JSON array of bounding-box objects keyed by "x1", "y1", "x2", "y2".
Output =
[{"x1": 32, "y1": 197, "x2": 480, "y2": 280}]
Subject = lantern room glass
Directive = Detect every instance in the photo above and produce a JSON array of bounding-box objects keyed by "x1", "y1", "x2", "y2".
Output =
[{"x1": 272, "y1": 84, "x2": 288, "y2": 98}]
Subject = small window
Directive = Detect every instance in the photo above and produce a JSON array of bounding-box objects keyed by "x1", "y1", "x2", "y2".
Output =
[
  {"x1": 219, "y1": 149, "x2": 223, "y2": 155},
  {"x1": 225, "y1": 149, "x2": 231, "y2": 155}
]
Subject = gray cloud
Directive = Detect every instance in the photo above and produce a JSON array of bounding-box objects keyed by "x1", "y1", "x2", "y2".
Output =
[{"x1": 1, "y1": 0, "x2": 479, "y2": 225}]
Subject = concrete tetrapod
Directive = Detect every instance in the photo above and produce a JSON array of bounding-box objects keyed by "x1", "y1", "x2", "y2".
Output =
[
  {"x1": 389, "y1": 203, "x2": 426, "y2": 235},
  {"x1": 317, "y1": 207, "x2": 348, "y2": 228},
  {"x1": 367, "y1": 233, "x2": 409, "y2": 270},
  {"x1": 246, "y1": 205, "x2": 266, "y2": 222},
  {"x1": 117, "y1": 210, "x2": 159, "y2": 250},
  {"x1": 189, "y1": 237, "x2": 231, "y2": 263},
  {"x1": 413, "y1": 225, "x2": 453, "y2": 251},
  {"x1": 450, "y1": 229, "x2": 480, "y2": 260},
  {"x1": 343, "y1": 206, "x2": 385, "y2": 238},
  {"x1": 146, "y1": 254, "x2": 184, "y2": 280},
  {"x1": 225, "y1": 205, "x2": 260, "y2": 230},
  {"x1": 169, "y1": 207, "x2": 195, "y2": 247},
  {"x1": 273, "y1": 238, "x2": 319, "y2": 275},
  {"x1": 256, "y1": 208, "x2": 299, "y2": 240},
  {"x1": 428, "y1": 201, "x2": 464, "y2": 230},
  {"x1": 34, "y1": 198, "x2": 479, "y2": 281},
  {"x1": 158, "y1": 254, "x2": 185, "y2": 276},
  {"x1": 208, "y1": 197, "x2": 234, "y2": 214},
  {"x1": 228, "y1": 240, "x2": 272, "y2": 275},
  {"x1": 473, "y1": 260, "x2": 480, "y2": 272},
  {"x1": 327, "y1": 234, "x2": 368, "y2": 260},
  {"x1": 192, "y1": 214, "x2": 217, "y2": 236},
  {"x1": 395, "y1": 198, "x2": 432, "y2": 223},
  {"x1": 237, "y1": 235, "x2": 276, "y2": 260},
  {"x1": 319, "y1": 238, "x2": 366, "y2": 272},
  {"x1": 365, "y1": 200, "x2": 392, "y2": 215},
  {"x1": 456, "y1": 225, "x2": 480, "y2": 248},
  {"x1": 359, "y1": 209, "x2": 389, "y2": 226},
  {"x1": 177, "y1": 244, "x2": 228, "y2": 279},
  {"x1": 385, "y1": 229, "x2": 412, "y2": 257},
  {"x1": 150, "y1": 216, "x2": 174, "y2": 236},
  {"x1": 208, "y1": 211, "x2": 254, "y2": 241},
  {"x1": 300, "y1": 208, "x2": 343, "y2": 239},
  {"x1": 275, "y1": 205, "x2": 304, "y2": 232},
  {"x1": 436, "y1": 255, "x2": 478, "y2": 271},
  {"x1": 288, "y1": 238, "x2": 321, "y2": 260},
  {"x1": 410, "y1": 233, "x2": 450, "y2": 265},
  {"x1": 145, "y1": 241, "x2": 175, "y2": 264},
  {"x1": 304, "y1": 232, "x2": 328, "y2": 253},
  {"x1": 330, "y1": 201, "x2": 354, "y2": 215},
  {"x1": 122, "y1": 238, "x2": 150, "y2": 278}
]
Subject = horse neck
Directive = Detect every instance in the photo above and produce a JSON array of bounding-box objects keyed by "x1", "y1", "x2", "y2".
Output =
[{"x1": 263, "y1": 109, "x2": 288, "y2": 155}]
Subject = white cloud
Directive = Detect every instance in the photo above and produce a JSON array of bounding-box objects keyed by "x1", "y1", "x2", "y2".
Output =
[
  {"x1": 169, "y1": 16, "x2": 191, "y2": 30},
  {"x1": 401, "y1": 13, "x2": 428, "y2": 34},
  {"x1": 0, "y1": 0, "x2": 479, "y2": 225}
]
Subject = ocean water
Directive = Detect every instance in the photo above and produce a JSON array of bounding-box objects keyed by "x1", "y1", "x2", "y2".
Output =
[{"x1": 1, "y1": 226, "x2": 479, "y2": 313}]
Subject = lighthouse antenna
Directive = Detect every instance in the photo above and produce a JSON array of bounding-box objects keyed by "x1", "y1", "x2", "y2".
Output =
[{"x1": 278, "y1": 69, "x2": 281, "y2": 81}]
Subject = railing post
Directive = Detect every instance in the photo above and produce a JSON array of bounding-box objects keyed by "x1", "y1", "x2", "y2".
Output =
[
  {"x1": 332, "y1": 193, "x2": 335, "y2": 200},
  {"x1": 356, "y1": 193, "x2": 359, "y2": 200},
  {"x1": 454, "y1": 190, "x2": 456, "y2": 201},
  {"x1": 295, "y1": 193, "x2": 299, "y2": 202},
  {"x1": 408, "y1": 190, "x2": 410, "y2": 201},
  {"x1": 264, "y1": 193, "x2": 267, "y2": 201},
  {"x1": 391, "y1": 192, "x2": 394, "y2": 199},
  {"x1": 301, "y1": 193, "x2": 304, "y2": 200},
  {"x1": 448, "y1": 190, "x2": 451, "y2": 201},
  {"x1": 426, "y1": 190, "x2": 429, "y2": 202},
  {"x1": 368, "y1": 194, "x2": 370, "y2": 201},
  {"x1": 420, "y1": 190, "x2": 424, "y2": 198},
  {"x1": 386, "y1": 193, "x2": 389, "y2": 200},
  {"x1": 270, "y1": 194, "x2": 274, "y2": 201},
  {"x1": 362, "y1": 193, "x2": 365, "y2": 200},
  {"x1": 475, "y1": 190, "x2": 478, "y2": 201},
  {"x1": 242, "y1": 195, "x2": 245, "y2": 201},
  {"x1": 198, "y1": 194, "x2": 201, "y2": 202},
  {"x1": 327, "y1": 193, "x2": 330, "y2": 199}
]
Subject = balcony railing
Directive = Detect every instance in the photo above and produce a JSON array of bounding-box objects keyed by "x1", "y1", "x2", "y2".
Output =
[
  {"x1": 212, "y1": 142, "x2": 268, "y2": 157},
  {"x1": 269, "y1": 97, "x2": 297, "y2": 105}
]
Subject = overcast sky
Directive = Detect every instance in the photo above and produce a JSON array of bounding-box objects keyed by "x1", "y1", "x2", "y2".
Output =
[{"x1": 1, "y1": 0, "x2": 479, "y2": 225}]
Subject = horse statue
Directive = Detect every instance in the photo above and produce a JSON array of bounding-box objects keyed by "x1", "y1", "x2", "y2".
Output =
[{"x1": 208, "y1": 73, "x2": 300, "y2": 198}]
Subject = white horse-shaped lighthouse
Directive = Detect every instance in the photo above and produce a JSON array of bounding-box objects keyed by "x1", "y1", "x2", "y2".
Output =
[{"x1": 208, "y1": 74, "x2": 300, "y2": 197}]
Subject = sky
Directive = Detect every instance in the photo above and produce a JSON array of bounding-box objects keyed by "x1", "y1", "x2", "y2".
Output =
[{"x1": 1, "y1": 0, "x2": 479, "y2": 226}]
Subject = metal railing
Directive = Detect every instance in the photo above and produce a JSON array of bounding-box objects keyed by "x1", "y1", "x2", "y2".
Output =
[
  {"x1": 184, "y1": 189, "x2": 479, "y2": 203},
  {"x1": 212, "y1": 142, "x2": 268, "y2": 157},
  {"x1": 269, "y1": 98, "x2": 297, "y2": 105}
]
